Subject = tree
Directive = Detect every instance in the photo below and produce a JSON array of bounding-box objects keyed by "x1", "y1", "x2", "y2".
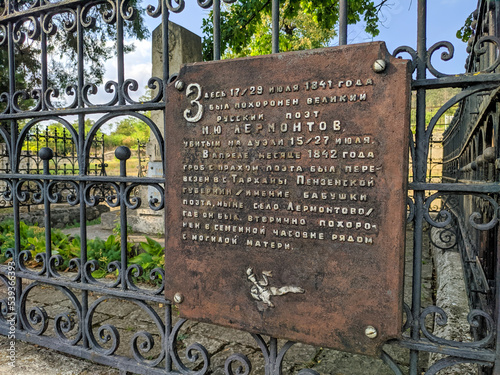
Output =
[
  {"x1": 202, "y1": 0, "x2": 389, "y2": 59},
  {"x1": 106, "y1": 116, "x2": 150, "y2": 149},
  {"x1": 1, "y1": 1, "x2": 149, "y2": 96},
  {"x1": 456, "y1": 12, "x2": 473, "y2": 43}
]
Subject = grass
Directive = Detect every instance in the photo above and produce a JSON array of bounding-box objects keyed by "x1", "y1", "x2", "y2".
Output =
[
  {"x1": 102, "y1": 155, "x2": 145, "y2": 176},
  {"x1": 0, "y1": 207, "x2": 14, "y2": 215}
]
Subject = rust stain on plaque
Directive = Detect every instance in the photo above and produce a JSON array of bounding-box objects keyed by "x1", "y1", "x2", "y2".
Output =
[{"x1": 165, "y1": 42, "x2": 411, "y2": 356}]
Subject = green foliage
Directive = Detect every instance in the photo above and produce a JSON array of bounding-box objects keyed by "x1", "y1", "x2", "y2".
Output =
[
  {"x1": 113, "y1": 222, "x2": 134, "y2": 236},
  {"x1": 0, "y1": 220, "x2": 80, "y2": 268},
  {"x1": 86, "y1": 235, "x2": 123, "y2": 278},
  {"x1": 0, "y1": 221, "x2": 164, "y2": 282},
  {"x1": 63, "y1": 217, "x2": 102, "y2": 230},
  {"x1": 408, "y1": 88, "x2": 460, "y2": 134},
  {"x1": 0, "y1": 220, "x2": 42, "y2": 262},
  {"x1": 202, "y1": 0, "x2": 387, "y2": 59},
  {"x1": 105, "y1": 116, "x2": 151, "y2": 150},
  {"x1": 129, "y1": 236, "x2": 165, "y2": 283},
  {"x1": 457, "y1": 12, "x2": 473, "y2": 43},
  {"x1": 23, "y1": 227, "x2": 81, "y2": 268}
]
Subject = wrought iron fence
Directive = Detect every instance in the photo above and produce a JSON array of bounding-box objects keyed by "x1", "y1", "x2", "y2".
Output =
[
  {"x1": 137, "y1": 139, "x2": 148, "y2": 177},
  {"x1": 0, "y1": 125, "x2": 106, "y2": 208},
  {"x1": 0, "y1": 0, "x2": 499, "y2": 374},
  {"x1": 440, "y1": 2, "x2": 500, "y2": 363}
]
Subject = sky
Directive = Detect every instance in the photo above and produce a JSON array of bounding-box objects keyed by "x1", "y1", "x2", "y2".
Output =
[
  {"x1": 95, "y1": 0, "x2": 478, "y2": 129},
  {"x1": 154, "y1": 0, "x2": 476, "y2": 73}
]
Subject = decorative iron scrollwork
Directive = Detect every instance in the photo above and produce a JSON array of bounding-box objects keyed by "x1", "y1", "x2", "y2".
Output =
[
  {"x1": 425, "y1": 356, "x2": 492, "y2": 375},
  {"x1": 424, "y1": 193, "x2": 498, "y2": 231},
  {"x1": 473, "y1": 35, "x2": 500, "y2": 73},
  {"x1": 224, "y1": 353, "x2": 252, "y2": 375},
  {"x1": 419, "y1": 306, "x2": 494, "y2": 348},
  {"x1": 392, "y1": 46, "x2": 418, "y2": 73},
  {"x1": 426, "y1": 41, "x2": 455, "y2": 78},
  {"x1": 146, "y1": 1, "x2": 162, "y2": 18},
  {"x1": 169, "y1": 319, "x2": 210, "y2": 375},
  {"x1": 166, "y1": 0, "x2": 185, "y2": 13}
]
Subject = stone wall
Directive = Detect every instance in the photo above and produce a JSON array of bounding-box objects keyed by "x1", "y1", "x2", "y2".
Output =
[
  {"x1": 0, "y1": 205, "x2": 110, "y2": 229},
  {"x1": 428, "y1": 226, "x2": 475, "y2": 374}
]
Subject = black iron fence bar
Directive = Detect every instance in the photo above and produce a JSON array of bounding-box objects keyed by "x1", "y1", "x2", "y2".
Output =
[
  {"x1": 214, "y1": 0, "x2": 221, "y2": 60},
  {"x1": 137, "y1": 139, "x2": 147, "y2": 177},
  {"x1": 0, "y1": 103, "x2": 165, "y2": 121},
  {"x1": 41, "y1": 30, "x2": 48, "y2": 112},
  {"x1": 409, "y1": 182, "x2": 500, "y2": 193},
  {"x1": 7, "y1": 0, "x2": 22, "y2": 334},
  {"x1": 41, "y1": 149, "x2": 53, "y2": 278},
  {"x1": 412, "y1": 74, "x2": 500, "y2": 89},
  {"x1": 339, "y1": 0, "x2": 348, "y2": 46},
  {"x1": 2, "y1": 174, "x2": 163, "y2": 184},
  {"x1": 2, "y1": 268, "x2": 168, "y2": 302},
  {"x1": 162, "y1": 2, "x2": 170, "y2": 89},
  {"x1": 272, "y1": 0, "x2": 279, "y2": 53},
  {"x1": 0, "y1": 329, "x2": 173, "y2": 375},
  {"x1": 117, "y1": 0, "x2": 125, "y2": 106},
  {"x1": 396, "y1": 339, "x2": 496, "y2": 363},
  {"x1": 495, "y1": 236, "x2": 500, "y2": 371},
  {"x1": 1, "y1": 74, "x2": 499, "y2": 123},
  {"x1": 7, "y1": 22, "x2": 15, "y2": 102},
  {"x1": 409, "y1": 1, "x2": 427, "y2": 373},
  {"x1": 0, "y1": 0, "x2": 85, "y2": 22},
  {"x1": 162, "y1": 6, "x2": 171, "y2": 371},
  {"x1": 117, "y1": 147, "x2": 129, "y2": 291},
  {"x1": 2, "y1": 75, "x2": 499, "y2": 122}
]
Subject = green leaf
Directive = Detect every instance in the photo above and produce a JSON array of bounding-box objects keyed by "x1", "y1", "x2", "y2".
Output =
[{"x1": 130, "y1": 253, "x2": 153, "y2": 265}]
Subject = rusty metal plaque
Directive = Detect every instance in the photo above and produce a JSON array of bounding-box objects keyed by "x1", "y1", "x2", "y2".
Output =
[{"x1": 165, "y1": 42, "x2": 410, "y2": 356}]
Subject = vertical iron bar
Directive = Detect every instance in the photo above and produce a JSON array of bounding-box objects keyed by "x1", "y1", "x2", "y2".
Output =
[
  {"x1": 42, "y1": 150, "x2": 52, "y2": 275},
  {"x1": 8, "y1": 17, "x2": 22, "y2": 330},
  {"x1": 117, "y1": 0, "x2": 125, "y2": 105},
  {"x1": 410, "y1": 1, "x2": 427, "y2": 374},
  {"x1": 76, "y1": 3, "x2": 89, "y2": 349},
  {"x1": 7, "y1": 26, "x2": 14, "y2": 104},
  {"x1": 496, "y1": 1, "x2": 500, "y2": 74},
  {"x1": 118, "y1": 149, "x2": 130, "y2": 291},
  {"x1": 54, "y1": 129, "x2": 58, "y2": 175},
  {"x1": 163, "y1": 3, "x2": 172, "y2": 372},
  {"x1": 101, "y1": 135, "x2": 106, "y2": 176},
  {"x1": 495, "y1": 3, "x2": 500, "y2": 371},
  {"x1": 165, "y1": 303, "x2": 172, "y2": 372},
  {"x1": 213, "y1": 0, "x2": 221, "y2": 60},
  {"x1": 269, "y1": 337, "x2": 277, "y2": 375},
  {"x1": 35, "y1": 129, "x2": 39, "y2": 173},
  {"x1": 339, "y1": 0, "x2": 348, "y2": 46},
  {"x1": 163, "y1": 1, "x2": 169, "y2": 86},
  {"x1": 272, "y1": 0, "x2": 279, "y2": 53},
  {"x1": 493, "y1": 228, "x2": 500, "y2": 374},
  {"x1": 41, "y1": 25, "x2": 48, "y2": 111}
]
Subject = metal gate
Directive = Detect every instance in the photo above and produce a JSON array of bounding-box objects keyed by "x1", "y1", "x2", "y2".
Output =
[{"x1": 0, "y1": 0, "x2": 499, "y2": 374}]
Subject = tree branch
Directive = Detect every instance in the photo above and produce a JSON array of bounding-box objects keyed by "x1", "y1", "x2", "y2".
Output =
[
  {"x1": 239, "y1": 0, "x2": 272, "y2": 31},
  {"x1": 375, "y1": 0, "x2": 389, "y2": 13}
]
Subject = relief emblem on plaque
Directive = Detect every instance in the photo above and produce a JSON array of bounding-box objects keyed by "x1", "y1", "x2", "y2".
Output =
[{"x1": 246, "y1": 267, "x2": 305, "y2": 309}]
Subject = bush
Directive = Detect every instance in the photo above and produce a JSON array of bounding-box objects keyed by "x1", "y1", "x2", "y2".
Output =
[{"x1": 0, "y1": 221, "x2": 164, "y2": 284}]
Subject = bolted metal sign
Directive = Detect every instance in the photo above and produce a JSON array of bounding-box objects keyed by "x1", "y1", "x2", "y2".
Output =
[{"x1": 165, "y1": 42, "x2": 411, "y2": 356}]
